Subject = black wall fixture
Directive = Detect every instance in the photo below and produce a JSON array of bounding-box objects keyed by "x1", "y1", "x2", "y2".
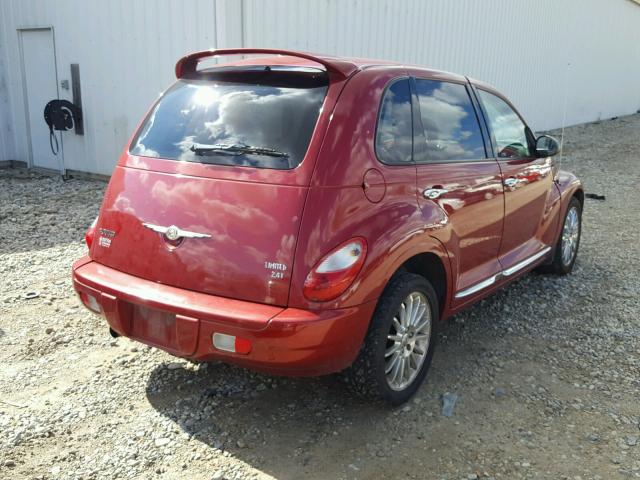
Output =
[
  {"x1": 70, "y1": 63, "x2": 84, "y2": 135},
  {"x1": 42, "y1": 63, "x2": 84, "y2": 155}
]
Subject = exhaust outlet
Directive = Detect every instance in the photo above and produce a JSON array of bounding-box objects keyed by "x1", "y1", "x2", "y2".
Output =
[{"x1": 109, "y1": 328, "x2": 120, "y2": 338}]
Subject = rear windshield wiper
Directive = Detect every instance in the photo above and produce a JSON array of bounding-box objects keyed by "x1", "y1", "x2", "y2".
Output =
[{"x1": 190, "y1": 143, "x2": 289, "y2": 158}]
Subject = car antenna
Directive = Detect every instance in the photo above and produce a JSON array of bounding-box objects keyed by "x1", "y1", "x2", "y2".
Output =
[{"x1": 558, "y1": 62, "x2": 571, "y2": 172}]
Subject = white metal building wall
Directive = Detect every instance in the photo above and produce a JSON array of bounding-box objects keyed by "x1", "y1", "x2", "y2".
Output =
[
  {"x1": 0, "y1": 0, "x2": 639, "y2": 175},
  {"x1": 242, "y1": 0, "x2": 640, "y2": 131},
  {"x1": 0, "y1": 0, "x2": 240, "y2": 175}
]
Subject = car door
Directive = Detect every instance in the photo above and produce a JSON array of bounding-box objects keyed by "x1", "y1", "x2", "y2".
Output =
[
  {"x1": 411, "y1": 76, "x2": 504, "y2": 302},
  {"x1": 474, "y1": 88, "x2": 556, "y2": 271}
]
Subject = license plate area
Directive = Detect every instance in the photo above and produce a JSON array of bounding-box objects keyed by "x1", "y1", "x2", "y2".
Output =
[{"x1": 131, "y1": 304, "x2": 177, "y2": 349}]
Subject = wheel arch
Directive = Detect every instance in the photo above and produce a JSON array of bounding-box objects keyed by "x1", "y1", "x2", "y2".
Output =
[
  {"x1": 572, "y1": 187, "x2": 584, "y2": 208},
  {"x1": 397, "y1": 252, "x2": 448, "y2": 318},
  {"x1": 554, "y1": 170, "x2": 584, "y2": 240},
  {"x1": 377, "y1": 237, "x2": 453, "y2": 320},
  {"x1": 556, "y1": 170, "x2": 583, "y2": 206}
]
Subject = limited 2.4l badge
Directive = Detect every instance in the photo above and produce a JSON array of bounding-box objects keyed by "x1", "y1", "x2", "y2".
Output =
[{"x1": 265, "y1": 261, "x2": 287, "y2": 279}]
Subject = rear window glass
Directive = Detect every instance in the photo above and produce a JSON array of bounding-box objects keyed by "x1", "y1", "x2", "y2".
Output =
[
  {"x1": 414, "y1": 79, "x2": 486, "y2": 162},
  {"x1": 130, "y1": 68, "x2": 328, "y2": 170},
  {"x1": 375, "y1": 78, "x2": 413, "y2": 165}
]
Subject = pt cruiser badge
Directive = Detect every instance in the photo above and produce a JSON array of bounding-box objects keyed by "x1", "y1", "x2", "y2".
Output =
[{"x1": 142, "y1": 223, "x2": 211, "y2": 241}]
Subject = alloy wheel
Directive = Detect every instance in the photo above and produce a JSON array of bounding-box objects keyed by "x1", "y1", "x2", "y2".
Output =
[
  {"x1": 385, "y1": 291, "x2": 432, "y2": 391},
  {"x1": 561, "y1": 206, "x2": 580, "y2": 266}
]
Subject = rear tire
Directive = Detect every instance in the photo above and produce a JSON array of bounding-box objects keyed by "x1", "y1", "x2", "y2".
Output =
[
  {"x1": 344, "y1": 272, "x2": 438, "y2": 405},
  {"x1": 539, "y1": 197, "x2": 582, "y2": 275}
]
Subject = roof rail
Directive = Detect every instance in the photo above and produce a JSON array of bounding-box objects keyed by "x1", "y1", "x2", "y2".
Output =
[{"x1": 175, "y1": 48, "x2": 359, "y2": 79}]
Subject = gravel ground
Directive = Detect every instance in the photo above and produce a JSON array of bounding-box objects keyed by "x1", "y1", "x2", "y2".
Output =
[{"x1": 1, "y1": 114, "x2": 639, "y2": 480}]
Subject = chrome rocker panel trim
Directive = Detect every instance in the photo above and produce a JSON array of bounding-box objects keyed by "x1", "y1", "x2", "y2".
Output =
[
  {"x1": 454, "y1": 246, "x2": 551, "y2": 299},
  {"x1": 502, "y1": 246, "x2": 551, "y2": 277}
]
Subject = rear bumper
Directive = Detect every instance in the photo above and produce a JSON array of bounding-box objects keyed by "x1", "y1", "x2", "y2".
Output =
[{"x1": 72, "y1": 257, "x2": 375, "y2": 376}]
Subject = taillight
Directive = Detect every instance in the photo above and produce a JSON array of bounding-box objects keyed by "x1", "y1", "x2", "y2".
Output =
[
  {"x1": 85, "y1": 217, "x2": 98, "y2": 249},
  {"x1": 303, "y1": 238, "x2": 367, "y2": 302}
]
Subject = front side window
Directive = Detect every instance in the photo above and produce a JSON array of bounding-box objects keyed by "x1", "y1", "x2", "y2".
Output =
[
  {"x1": 130, "y1": 68, "x2": 328, "y2": 170},
  {"x1": 477, "y1": 89, "x2": 532, "y2": 158},
  {"x1": 413, "y1": 79, "x2": 486, "y2": 162},
  {"x1": 375, "y1": 78, "x2": 413, "y2": 165}
]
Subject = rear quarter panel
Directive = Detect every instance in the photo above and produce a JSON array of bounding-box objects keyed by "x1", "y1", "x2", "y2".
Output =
[{"x1": 288, "y1": 67, "x2": 452, "y2": 312}]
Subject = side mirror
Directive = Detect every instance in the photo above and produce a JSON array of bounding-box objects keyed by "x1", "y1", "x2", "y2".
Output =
[{"x1": 535, "y1": 135, "x2": 559, "y2": 157}]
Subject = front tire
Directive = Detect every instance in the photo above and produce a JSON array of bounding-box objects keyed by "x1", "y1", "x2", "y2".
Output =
[
  {"x1": 344, "y1": 272, "x2": 438, "y2": 405},
  {"x1": 540, "y1": 197, "x2": 582, "y2": 275}
]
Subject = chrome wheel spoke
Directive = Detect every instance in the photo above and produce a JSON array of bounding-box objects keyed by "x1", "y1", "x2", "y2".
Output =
[
  {"x1": 569, "y1": 211, "x2": 578, "y2": 230},
  {"x1": 399, "y1": 303, "x2": 407, "y2": 327},
  {"x1": 385, "y1": 353, "x2": 400, "y2": 374},
  {"x1": 392, "y1": 316, "x2": 402, "y2": 332},
  {"x1": 408, "y1": 353, "x2": 418, "y2": 370},
  {"x1": 410, "y1": 351, "x2": 422, "y2": 367},
  {"x1": 405, "y1": 297, "x2": 414, "y2": 325},
  {"x1": 414, "y1": 317, "x2": 431, "y2": 333},
  {"x1": 414, "y1": 303, "x2": 427, "y2": 325},
  {"x1": 398, "y1": 357, "x2": 407, "y2": 382},
  {"x1": 391, "y1": 357, "x2": 403, "y2": 383},
  {"x1": 385, "y1": 344, "x2": 400, "y2": 357}
]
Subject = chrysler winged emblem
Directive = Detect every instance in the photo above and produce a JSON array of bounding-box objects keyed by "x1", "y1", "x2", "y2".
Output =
[{"x1": 142, "y1": 223, "x2": 211, "y2": 241}]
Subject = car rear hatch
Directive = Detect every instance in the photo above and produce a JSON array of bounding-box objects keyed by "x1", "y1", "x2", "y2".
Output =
[{"x1": 90, "y1": 63, "x2": 336, "y2": 306}]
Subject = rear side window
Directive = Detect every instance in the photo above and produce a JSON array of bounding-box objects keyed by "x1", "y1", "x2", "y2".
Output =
[
  {"x1": 375, "y1": 78, "x2": 413, "y2": 165},
  {"x1": 477, "y1": 89, "x2": 532, "y2": 158},
  {"x1": 413, "y1": 79, "x2": 486, "y2": 162},
  {"x1": 130, "y1": 68, "x2": 328, "y2": 170}
]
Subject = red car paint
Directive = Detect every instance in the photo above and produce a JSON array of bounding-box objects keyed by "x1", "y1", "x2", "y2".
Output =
[{"x1": 72, "y1": 49, "x2": 582, "y2": 376}]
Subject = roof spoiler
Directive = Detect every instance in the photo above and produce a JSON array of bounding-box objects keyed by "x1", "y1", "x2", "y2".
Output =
[{"x1": 175, "y1": 48, "x2": 359, "y2": 79}]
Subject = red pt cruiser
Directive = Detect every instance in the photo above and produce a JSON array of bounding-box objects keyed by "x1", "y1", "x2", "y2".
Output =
[{"x1": 72, "y1": 49, "x2": 583, "y2": 404}]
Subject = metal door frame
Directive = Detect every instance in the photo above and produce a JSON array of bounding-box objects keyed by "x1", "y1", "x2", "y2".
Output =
[{"x1": 17, "y1": 26, "x2": 65, "y2": 174}]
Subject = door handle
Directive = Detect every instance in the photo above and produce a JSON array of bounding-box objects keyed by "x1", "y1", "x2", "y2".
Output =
[
  {"x1": 423, "y1": 188, "x2": 449, "y2": 200},
  {"x1": 504, "y1": 177, "x2": 519, "y2": 188}
]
